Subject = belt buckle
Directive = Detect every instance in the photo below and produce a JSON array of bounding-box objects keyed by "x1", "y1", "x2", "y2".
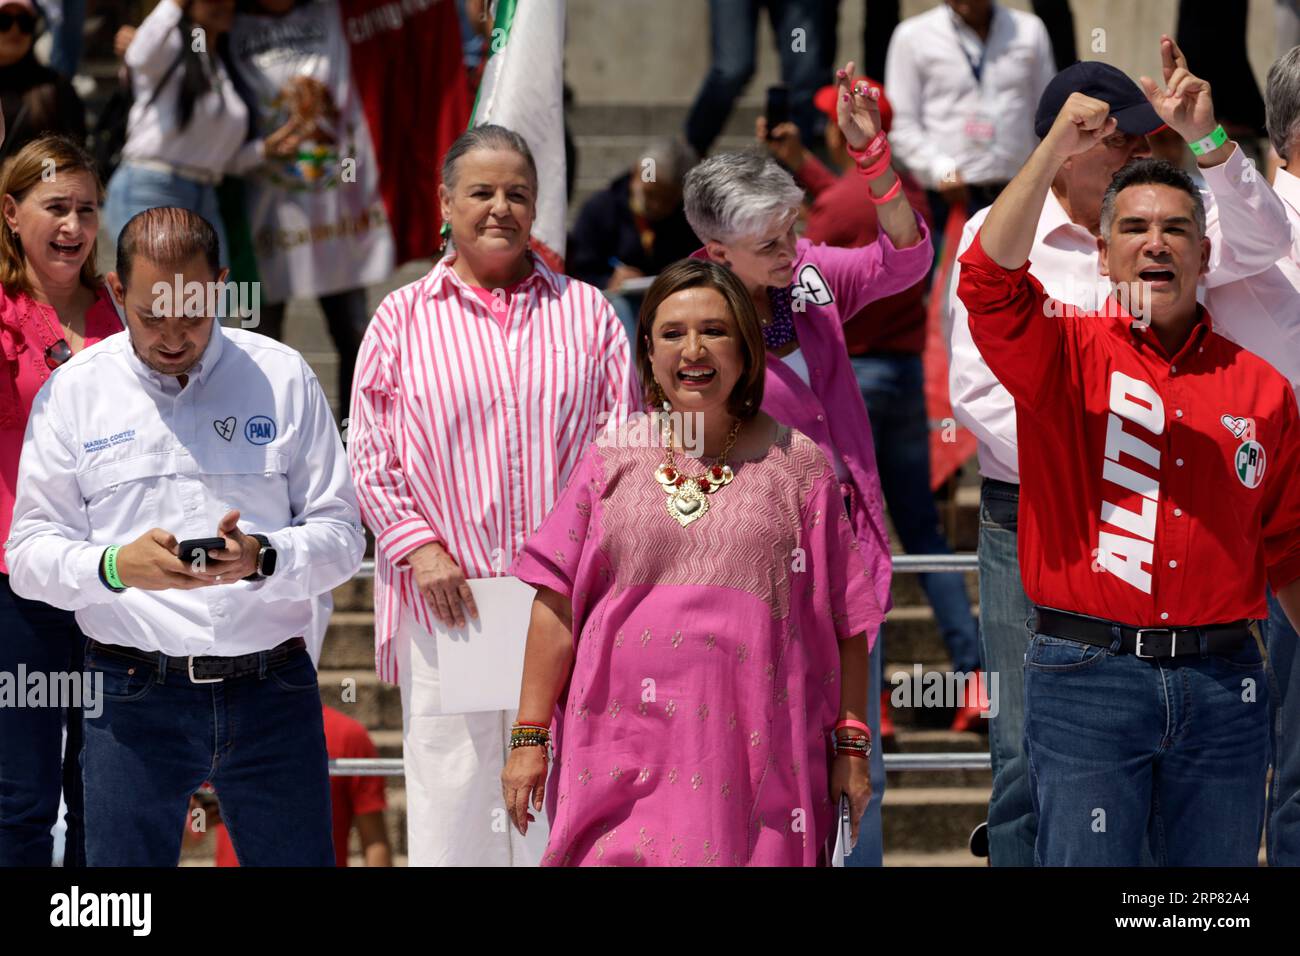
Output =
[
  {"x1": 187, "y1": 656, "x2": 224, "y2": 684},
  {"x1": 1135, "y1": 628, "x2": 1174, "y2": 659}
]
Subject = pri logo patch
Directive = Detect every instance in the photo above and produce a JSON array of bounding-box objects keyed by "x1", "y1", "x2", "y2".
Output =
[{"x1": 1235, "y1": 440, "x2": 1266, "y2": 489}]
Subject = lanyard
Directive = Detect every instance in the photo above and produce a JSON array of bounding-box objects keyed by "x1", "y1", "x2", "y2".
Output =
[
  {"x1": 959, "y1": 41, "x2": 985, "y2": 86},
  {"x1": 952, "y1": 9, "x2": 992, "y2": 88}
]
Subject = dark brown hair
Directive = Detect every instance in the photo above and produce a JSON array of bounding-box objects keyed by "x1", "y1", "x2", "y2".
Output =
[
  {"x1": 116, "y1": 206, "x2": 220, "y2": 288},
  {"x1": 635, "y1": 258, "x2": 765, "y2": 419},
  {"x1": 0, "y1": 134, "x2": 104, "y2": 297}
]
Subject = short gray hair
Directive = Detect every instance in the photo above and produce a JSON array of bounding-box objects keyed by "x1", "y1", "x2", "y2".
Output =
[
  {"x1": 637, "y1": 137, "x2": 697, "y2": 187},
  {"x1": 1267, "y1": 46, "x2": 1300, "y2": 160},
  {"x1": 682, "y1": 150, "x2": 804, "y2": 243},
  {"x1": 440, "y1": 123, "x2": 538, "y2": 191}
]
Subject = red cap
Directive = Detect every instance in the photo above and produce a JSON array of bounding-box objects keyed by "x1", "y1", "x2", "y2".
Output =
[{"x1": 814, "y1": 76, "x2": 892, "y2": 134}]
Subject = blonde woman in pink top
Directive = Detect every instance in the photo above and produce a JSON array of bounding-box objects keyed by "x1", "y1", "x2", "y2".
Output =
[{"x1": 0, "y1": 134, "x2": 122, "y2": 867}]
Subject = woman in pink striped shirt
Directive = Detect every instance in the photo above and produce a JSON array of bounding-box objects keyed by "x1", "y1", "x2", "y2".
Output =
[{"x1": 347, "y1": 125, "x2": 635, "y2": 866}]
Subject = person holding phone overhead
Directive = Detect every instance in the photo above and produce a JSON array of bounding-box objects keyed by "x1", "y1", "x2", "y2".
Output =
[
  {"x1": 0, "y1": 135, "x2": 120, "y2": 867},
  {"x1": 6, "y1": 206, "x2": 364, "y2": 866},
  {"x1": 679, "y1": 61, "x2": 932, "y2": 865},
  {"x1": 348, "y1": 125, "x2": 635, "y2": 867}
]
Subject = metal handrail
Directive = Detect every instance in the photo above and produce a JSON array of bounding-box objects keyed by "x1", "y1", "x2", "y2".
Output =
[
  {"x1": 333, "y1": 552, "x2": 989, "y2": 776},
  {"x1": 329, "y1": 752, "x2": 991, "y2": 777},
  {"x1": 350, "y1": 553, "x2": 979, "y2": 580}
]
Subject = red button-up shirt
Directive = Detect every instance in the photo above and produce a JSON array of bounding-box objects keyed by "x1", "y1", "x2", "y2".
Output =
[{"x1": 958, "y1": 232, "x2": 1300, "y2": 626}]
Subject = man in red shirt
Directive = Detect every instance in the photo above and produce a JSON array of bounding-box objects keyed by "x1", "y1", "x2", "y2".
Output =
[
  {"x1": 958, "y1": 89, "x2": 1300, "y2": 865},
  {"x1": 212, "y1": 705, "x2": 390, "y2": 867}
]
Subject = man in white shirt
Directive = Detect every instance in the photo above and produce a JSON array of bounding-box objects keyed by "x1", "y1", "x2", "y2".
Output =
[
  {"x1": 6, "y1": 207, "x2": 365, "y2": 866},
  {"x1": 947, "y1": 48, "x2": 1294, "y2": 866},
  {"x1": 1231, "y1": 44, "x2": 1300, "y2": 868},
  {"x1": 885, "y1": 0, "x2": 1055, "y2": 237}
]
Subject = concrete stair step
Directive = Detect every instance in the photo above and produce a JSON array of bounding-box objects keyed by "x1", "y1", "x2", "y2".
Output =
[
  {"x1": 881, "y1": 605, "x2": 978, "y2": 666},
  {"x1": 316, "y1": 669, "x2": 403, "y2": 731},
  {"x1": 882, "y1": 849, "x2": 985, "y2": 867},
  {"x1": 882, "y1": 786, "x2": 990, "y2": 855},
  {"x1": 319, "y1": 611, "x2": 379, "y2": 670}
]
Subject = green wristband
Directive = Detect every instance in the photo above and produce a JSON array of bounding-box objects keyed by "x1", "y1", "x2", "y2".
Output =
[
  {"x1": 103, "y1": 545, "x2": 126, "y2": 591},
  {"x1": 1188, "y1": 125, "x2": 1229, "y2": 156}
]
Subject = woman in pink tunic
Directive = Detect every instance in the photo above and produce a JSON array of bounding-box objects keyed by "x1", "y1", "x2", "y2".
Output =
[{"x1": 503, "y1": 259, "x2": 880, "y2": 866}]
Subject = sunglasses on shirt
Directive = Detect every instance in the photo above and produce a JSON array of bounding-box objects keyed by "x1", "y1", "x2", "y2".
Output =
[
  {"x1": 0, "y1": 12, "x2": 37, "y2": 34},
  {"x1": 44, "y1": 338, "x2": 71, "y2": 370}
]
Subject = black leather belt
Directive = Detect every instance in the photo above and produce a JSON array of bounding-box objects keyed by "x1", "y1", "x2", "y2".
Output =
[
  {"x1": 88, "y1": 637, "x2": 306, "y2": 683},
  {"x1": 1034, "y1": 607, "x2": 1254, "y2": 659}
]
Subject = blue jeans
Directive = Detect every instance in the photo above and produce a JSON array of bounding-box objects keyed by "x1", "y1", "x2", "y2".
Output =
[
  {"x1": 685, "y1": 0, "x2": 825, "y2": 155},
  {"x1": 976, "y1": 479, "x2": 1037, "y2": 866},
  {"x1": 105, "y1": 163, "x2": 229, "y2": 268},
  {"x1": 1266, "y1": 589, "x2": 1300, "y2": 865},
  {"x1": 0, "y1": 574, "x2": 85, "y2": 867},
  {"x1": 81, "y1": 643, "x2": 333, "y2": 866},
  {"x1": 854, "y1": 354, "x2": 980, "y2": 675},
  {"x1": 1025, "y1": 632, "x2": 1270, "y2": 866},
  {"x1": 47, "y1": 0, "x2": 86, "y2": 77}
]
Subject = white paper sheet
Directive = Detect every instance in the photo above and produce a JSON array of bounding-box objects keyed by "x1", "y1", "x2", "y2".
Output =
[{"x1": 432, "y1": 576, "x2": 538, "y2": 714}]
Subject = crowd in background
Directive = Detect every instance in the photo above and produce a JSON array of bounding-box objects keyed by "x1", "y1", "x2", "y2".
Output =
[{"x1": 3, "y1": 0, "x2": 1300, "y2": 868}]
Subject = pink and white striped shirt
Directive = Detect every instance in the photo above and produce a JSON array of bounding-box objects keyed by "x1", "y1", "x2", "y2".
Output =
[{"x1": 348, "y1": 253, "x2": 636, "y2": 682}]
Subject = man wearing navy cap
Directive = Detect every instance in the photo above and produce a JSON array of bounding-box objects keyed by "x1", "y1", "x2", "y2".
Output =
[{"x1": 947, "y1": 35, "x2": 1294, "y2": 866}]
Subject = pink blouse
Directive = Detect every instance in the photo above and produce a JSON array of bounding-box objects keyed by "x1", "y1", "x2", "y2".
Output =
[{"x1": 1, "y1": 284, "x2": 122, "y2": 572}]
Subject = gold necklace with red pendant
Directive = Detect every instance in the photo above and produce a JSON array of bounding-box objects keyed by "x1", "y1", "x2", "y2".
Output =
[{"x1": 653, "y1": 417, "x2": 742, "y2": 527}]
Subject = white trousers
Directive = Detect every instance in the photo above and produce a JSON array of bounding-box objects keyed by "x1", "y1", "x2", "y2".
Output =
[{"x1": 397, "y1": 608, "x2": 549, "y2": 866}]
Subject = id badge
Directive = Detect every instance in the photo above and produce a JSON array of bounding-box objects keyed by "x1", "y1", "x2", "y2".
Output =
[{"x1": 963, "y1": 108, "x2": 996, "y2": 144}]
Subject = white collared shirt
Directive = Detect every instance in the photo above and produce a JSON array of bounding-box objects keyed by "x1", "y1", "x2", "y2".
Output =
[
  {"x1": 947, "y1": 143, "x2": 1295, "y2": 483},
  {"x1": 6, "y1": 322, "x2": 365, "y2": 656},
  {"x1": 1199, "y1": 166, "x2": 1300, "y2": 393},
  {"x1": 121, "y1": 0, "x2": 264, "y2": 177},
  {"x1": 884, "y1": 2, "x2": 1055, "y2": 189}
]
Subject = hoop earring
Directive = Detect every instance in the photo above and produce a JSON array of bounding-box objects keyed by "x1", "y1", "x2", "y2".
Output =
[{"x1": 654, "y1": 380, "x2": 671, "y2": 412}]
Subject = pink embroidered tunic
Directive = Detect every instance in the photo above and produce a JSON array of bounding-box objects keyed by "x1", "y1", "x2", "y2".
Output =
[{"x1": 510, "y1": 424, "x2": 880, "y2": 866}]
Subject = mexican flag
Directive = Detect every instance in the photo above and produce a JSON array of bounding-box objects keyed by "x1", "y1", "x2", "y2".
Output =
[
  {"x1": 224, "y1": 0, "x2": 471, "y2": 300},
  {"x1": 469, "y1": 0, "x2": 568, "y2": 270}
]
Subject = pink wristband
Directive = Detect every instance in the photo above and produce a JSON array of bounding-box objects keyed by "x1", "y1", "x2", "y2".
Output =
[
  {"x1": 868, "y1": 176, "x2": 904, "y2": 205},
  {"x1": 854, "y1": 144, "x2": 893, "y2": 181},
  {"x1": 835, "y1": 719, "x2": 870, "y2": 735},
  {"x1": 845, "y1": 131, "x2": 888, "y2": 163}
]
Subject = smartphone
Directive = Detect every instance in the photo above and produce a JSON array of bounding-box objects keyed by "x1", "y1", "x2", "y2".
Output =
[
  {"x1": 177, "y1": 537, "x2": 228, "y2": 565},
  {"x1": 764, "y1": 84, "x2": 789, "y2": 137}
]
